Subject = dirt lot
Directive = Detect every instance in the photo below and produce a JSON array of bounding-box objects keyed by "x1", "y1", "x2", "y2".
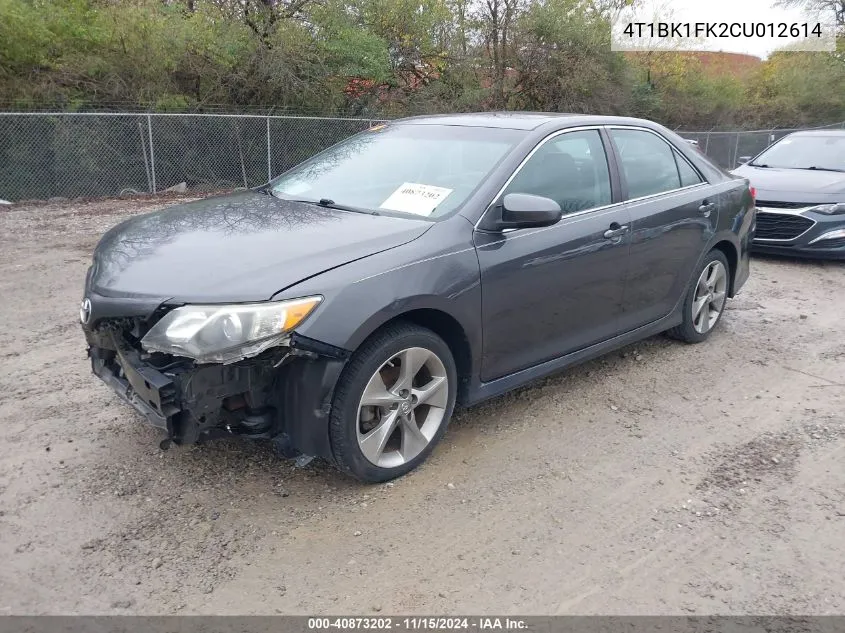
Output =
[{"x1": 0, "y1": 198, "x2": 844, "y2": 615}]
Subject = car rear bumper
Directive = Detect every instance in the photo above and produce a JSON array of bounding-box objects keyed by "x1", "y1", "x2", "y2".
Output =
[
  {"x1": 752, "y1": 208, "x2": 845, "y2": 260},
  {"x1": 86, "y1": 327, "x2": 348, "y2": 459}
]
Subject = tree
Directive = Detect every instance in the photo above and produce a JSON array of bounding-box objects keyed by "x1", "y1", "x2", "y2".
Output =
[
  {"x1": 478, "y1": 0, "x2": 523, "y2": 108},
  {"x1": 778, "y1": 0, "x2": 845, "y2": 29},
  {"x1": 746, "y1": 50, "x2": 845, "y2": 125},
  {"x1": 1, "y1": 0, "x2": 844, "y2": 128},
  {"x1": 512, "y1": 0, "x2": 629, "y2": 113}
]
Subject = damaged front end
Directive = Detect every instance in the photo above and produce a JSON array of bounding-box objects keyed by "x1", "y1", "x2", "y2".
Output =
[{"x1": 83, "y1": 314, "x2": 349, "y2": 460}]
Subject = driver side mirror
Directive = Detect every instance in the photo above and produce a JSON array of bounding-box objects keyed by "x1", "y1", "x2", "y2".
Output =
[{"x1": 482, "y1": 193, "x2": 563, "y2": 231}]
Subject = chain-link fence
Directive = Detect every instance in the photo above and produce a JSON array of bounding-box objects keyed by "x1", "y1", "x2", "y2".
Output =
[
  {"x1": 674, "y1": 121, "x2": 845, "y2": 170},
  {"x1": 0, "y1": 113, "x2": 386, "y2": 202},
  {"x1": 2, "y1": 112, "x2": 845, "y2": 202}
]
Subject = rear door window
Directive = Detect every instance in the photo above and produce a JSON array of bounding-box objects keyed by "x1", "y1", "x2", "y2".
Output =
[{"x1": 674, "y1": 150, "x2": 704, "y2": 187}]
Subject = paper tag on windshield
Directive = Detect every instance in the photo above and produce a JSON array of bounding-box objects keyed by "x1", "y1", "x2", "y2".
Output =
[{"x1": 379, "y1": 183, "x2": 453, "y2": 216}]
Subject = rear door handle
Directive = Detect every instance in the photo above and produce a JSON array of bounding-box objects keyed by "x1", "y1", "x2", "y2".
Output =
[
  {"x1": 699, "y1": 201, "x2": 716, "y2": 218},
  {"x1": 603, "y1": 224, "x2": 629, "y2": 239}
]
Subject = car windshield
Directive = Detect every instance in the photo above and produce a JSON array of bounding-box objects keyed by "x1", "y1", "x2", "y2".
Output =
[
  {"x1": 269, "y1": 124, "x2": 524, "y2": 218},
  {"x1": 751, "y1": 134, "x2": 845, "y2": 171}
]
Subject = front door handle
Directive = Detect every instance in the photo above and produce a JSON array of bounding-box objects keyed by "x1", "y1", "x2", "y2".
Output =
[
  {"x1": 603, "y1": 223, "x2": 629, "y2": 239},
  {"x1": 699, "y1": 201, "x2": 716, "y2": 218}
]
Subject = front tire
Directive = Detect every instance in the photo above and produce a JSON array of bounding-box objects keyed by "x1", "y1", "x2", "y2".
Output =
[
  {"x1": 329, "y1": 322, "x2": 457, "y2": 482},
  {"x1": 668, "y1": 249, "x2": 730, "y2": 343}
]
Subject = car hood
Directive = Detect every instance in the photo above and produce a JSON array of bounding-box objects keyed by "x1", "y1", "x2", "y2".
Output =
[
  {"x1": 732, "y1": 165, "x2": 845, "y2": 201},
  {"x1": 90, "y1": 190, "x2": 431, "y2": 303}
]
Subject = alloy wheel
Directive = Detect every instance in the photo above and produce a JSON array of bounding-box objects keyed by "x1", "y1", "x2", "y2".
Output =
[
  {"x1": 356, "y1": 347, "x2": 449, "y2": 468},
  {"x1": 692, "y1": 260, "x2": 728, "y2": 334}
]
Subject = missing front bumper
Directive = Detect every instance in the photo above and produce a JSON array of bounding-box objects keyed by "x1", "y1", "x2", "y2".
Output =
[
  {"x1": 92, "y1": 350, "x2": 173, "y2": 431},
  {"x1": 87, "y1": 331, "x2": 349, "y2": 459},
  {"x1": 89, "y1": 340, "x2": 279, "y2": 444}
]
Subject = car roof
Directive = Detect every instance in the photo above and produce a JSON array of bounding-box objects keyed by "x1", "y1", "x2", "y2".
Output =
[
  {"x1": 785, "y1": 129, "x2": 845, "y2": 137},
  {"x1": 393, "y1": 112, "x2": 665, "y2": 131}
]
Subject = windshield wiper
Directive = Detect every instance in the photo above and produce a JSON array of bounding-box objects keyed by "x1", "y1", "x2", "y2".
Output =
[
  {"x1": 267, "y1": 189, "x2": 379, "y2": 215},
  {"x1": 314, "y1": 198, "x2": 380, "y2": 215},
  {"x1": 799, "y1": 166, "x2": 845, "y2": 173},
  {"x1": 748, "y1": 163, "x2": 770, "y2": 168}
]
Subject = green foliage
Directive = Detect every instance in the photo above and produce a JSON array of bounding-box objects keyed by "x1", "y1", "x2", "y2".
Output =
[
  {"x1": 626, "y1": 52, "x2": 747, "y2": 128},
  {"x1": 1, "y1": 0, "x2": 844, "y2": 127},
  {"x1": 513, "y1": 0, "x2": 630, "y2": 113},
  {"x1": 746, "y1": 50, "x2": 845, "y2": 126},
  {"x1": 315, "y1": 12, "x2": 392, "y2": 83}
]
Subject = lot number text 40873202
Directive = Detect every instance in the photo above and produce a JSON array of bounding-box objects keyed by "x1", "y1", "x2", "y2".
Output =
[{"x1": 307, "y1": 618, "x2": 530, "y2": 630}]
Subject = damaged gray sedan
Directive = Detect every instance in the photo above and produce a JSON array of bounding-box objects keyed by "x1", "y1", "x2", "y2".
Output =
[{"x1": 81, "y1": 113, "x2": 754, "y2": 482}]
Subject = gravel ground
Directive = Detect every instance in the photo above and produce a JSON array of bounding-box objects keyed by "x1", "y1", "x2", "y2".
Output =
[{"x1": 1, "y1": 198, "x2": 844, "y2": 615}]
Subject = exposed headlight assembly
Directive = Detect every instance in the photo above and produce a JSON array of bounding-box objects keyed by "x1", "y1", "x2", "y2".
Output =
[
  {"x1": 807, "y1": 203, "x2": 845, "y2": 215},
  {"x1": 141, "y1": 296, "x2": 322, "y2": 364}
]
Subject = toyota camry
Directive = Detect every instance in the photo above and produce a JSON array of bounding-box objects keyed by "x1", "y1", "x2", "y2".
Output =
[{"x1": 80, "y1": 113, "x2": 755, "y2": 482}]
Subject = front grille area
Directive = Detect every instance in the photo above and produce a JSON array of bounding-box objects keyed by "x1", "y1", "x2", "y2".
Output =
[
  {"x1": 93, "y1": 317, "x2": 145, "y2": 352},
  {"x1": 96, "y1": 313, "x2": 166, "y2": 351},
  {"x1": 90, "y1": 315, "x2": 190, "y2": 373},
  {"x1": 756, "y1": 200, "x2": 817, "y2": 210},
  {"x1": 754, "y1": 211, "x2": 814, "y2": 241}
]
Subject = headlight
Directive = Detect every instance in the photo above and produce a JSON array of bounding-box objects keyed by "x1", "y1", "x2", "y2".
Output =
[
  {"x1": 807, "y1": 203, "x2": 845, "y2": 215},
  {"x1": 141, "y1": 296, "x2": 322, "y2": 364}
]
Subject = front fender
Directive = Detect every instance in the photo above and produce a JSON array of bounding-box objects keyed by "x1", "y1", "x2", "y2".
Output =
[{"x1": 273, "y1": 218, "x2": 483, "y2": 367}]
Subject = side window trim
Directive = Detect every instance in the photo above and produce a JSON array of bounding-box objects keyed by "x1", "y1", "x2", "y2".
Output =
[
  {"x1": 600, "y1": 127, "x2": 626, "y2": 202},
  {"x1": 605, "y1": 125, "x2": 711, "y2": 203},
  {"x1": 475, "y1": 126, "x2": 618, "y2": 230}
]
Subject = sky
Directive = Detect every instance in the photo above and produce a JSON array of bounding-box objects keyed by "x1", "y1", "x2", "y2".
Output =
[{"x1": 613, "y1": 0, "x2": 836, "y2": 58}]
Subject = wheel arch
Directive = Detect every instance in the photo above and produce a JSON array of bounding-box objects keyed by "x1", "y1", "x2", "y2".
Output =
[
  {"x1": 710, "y1": 239, "x2": 739, "y2": 296},
  {"x1": 352, "y1": 308, "x2": 475, "y2": 406}
]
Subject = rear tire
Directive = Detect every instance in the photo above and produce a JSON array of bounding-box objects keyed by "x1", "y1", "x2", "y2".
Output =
[
  {"x1": 667, "y1": 249, "x2": 730, "y2": 343},
  {"x1": 329, "y1": 322, "x2": 457, "y2": 482}
]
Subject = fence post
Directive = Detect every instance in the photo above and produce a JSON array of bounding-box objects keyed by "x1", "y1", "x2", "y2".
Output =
[
  {"x1": 728, "y1": 132, "x2": 741, "y2": 169},
  {"x1": 138, "y1": 117, "x2": 152, "y2": 194},
  {"x1": 704, "y1": 131, "x2": 711, "y2": 154},
  {"x1": 266, "y1": 116, "x2": 272, "y2": 182},
  {"x1": 147, "y1": 114, "x2": 156, "y2": 194}
]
